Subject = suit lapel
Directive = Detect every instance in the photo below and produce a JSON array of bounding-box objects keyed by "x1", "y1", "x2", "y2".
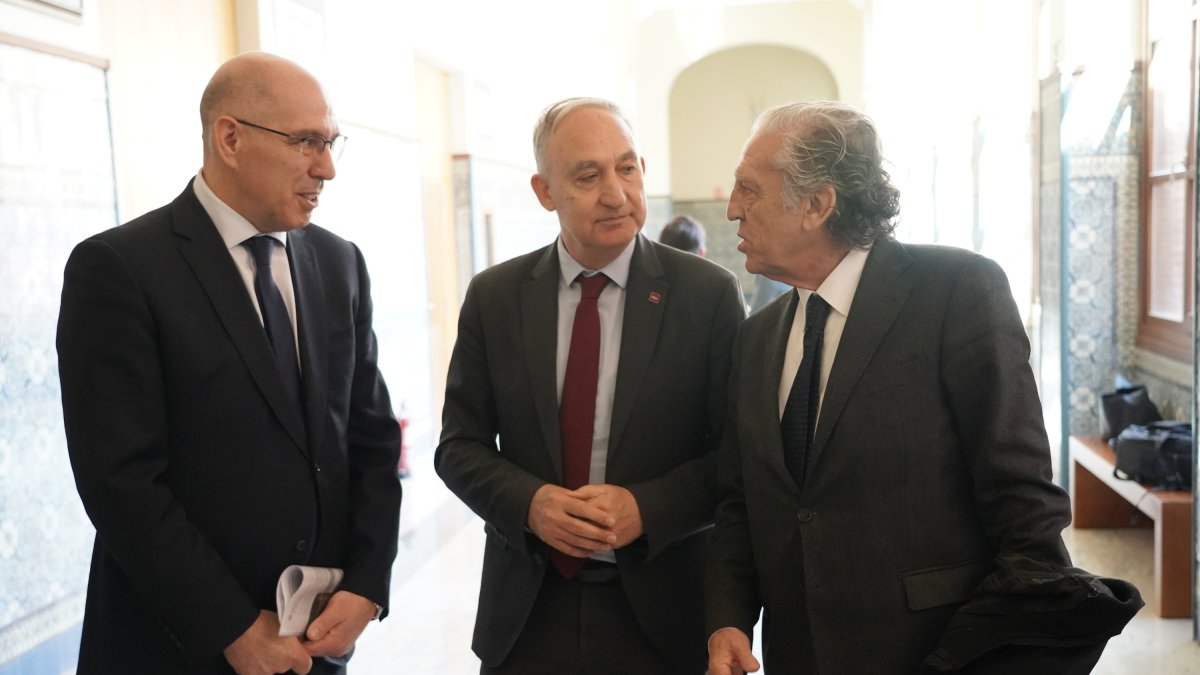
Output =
[
  {"x1": 809, "y1": 239, "x2": 914, "y2": 469},
  {"x1": 288, "y1": 228, "x2": 325, "y2": 456},
  {"x1": 607, "y1": 236, "x2": 667, "y2": 460},
  {"x1": 522, "y1": 245, "x2": 565, "y2": 481},
  {"x1": 170, "y1": 184, "x2": 309, "y2": 454}
]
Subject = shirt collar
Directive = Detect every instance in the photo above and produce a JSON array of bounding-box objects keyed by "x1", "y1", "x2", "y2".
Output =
[
  {"x1": 795, "y1": 246, "x2": 870, "y2": 318},
  {"x1": 556, "y1": 235, "x2": 636, "y2": 290},
  {"x1": 193, "y1": 170, "x2": 287, "y2": 250}
]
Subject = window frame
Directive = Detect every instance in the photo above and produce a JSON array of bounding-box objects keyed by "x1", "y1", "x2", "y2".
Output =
[{"x1": 1137, "y1": 0, "x2": 1197, "y2": 364}]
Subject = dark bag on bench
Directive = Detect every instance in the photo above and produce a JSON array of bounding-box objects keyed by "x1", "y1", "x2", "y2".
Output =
[
  {"x1": 1098, "y1": 384, "x2": 1161, "y2": 441},
  {"x1": 1112, "y1": 421, "x2": 1193, "y2": 491}
]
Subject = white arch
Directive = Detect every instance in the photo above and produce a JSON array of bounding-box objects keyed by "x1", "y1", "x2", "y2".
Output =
[{"x1": 633, "y1": 2, "x2": 865, "y2": 195}]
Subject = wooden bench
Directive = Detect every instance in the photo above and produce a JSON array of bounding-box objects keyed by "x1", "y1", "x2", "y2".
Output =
[{"x1": 1069, "y1": 434, "x2": 1193, "y2": 618}]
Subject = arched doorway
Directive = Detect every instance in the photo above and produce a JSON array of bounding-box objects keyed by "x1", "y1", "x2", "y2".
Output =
[{"x1": 667, "y1": 44, "x2": 838, "y2": 294}]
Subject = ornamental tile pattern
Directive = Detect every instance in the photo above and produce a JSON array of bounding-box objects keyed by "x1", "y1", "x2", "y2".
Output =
[{"x1": 0, "y1": 43, "x2": 113, "y2": 662}]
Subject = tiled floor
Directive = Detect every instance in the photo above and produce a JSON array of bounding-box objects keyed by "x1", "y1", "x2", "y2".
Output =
[
  {"x1": 352, "y1": 444, "x2": 1199, "y2": 673},
  {"x1": 1063, "y1": 526, "x2": 1199, "y2": 674}
]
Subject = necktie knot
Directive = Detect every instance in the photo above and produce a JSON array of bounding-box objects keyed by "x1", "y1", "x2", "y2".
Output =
[
  {"x1": 244, "y1": 236, "x2": 278, "y2": 268},
  {"x1": 240, "y1": 234, "x2": 304, "y2": 424},
  {"x1": 805, "y1": 294, "x2": 831, "y2": 332},
  {"x1": 576, "y1": 273, "x2": 610, "y2": 300}
]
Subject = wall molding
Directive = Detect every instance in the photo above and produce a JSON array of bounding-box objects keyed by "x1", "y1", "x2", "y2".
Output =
[{"x1": 0, "y1": 594, "x2": 82, "y2": 667}]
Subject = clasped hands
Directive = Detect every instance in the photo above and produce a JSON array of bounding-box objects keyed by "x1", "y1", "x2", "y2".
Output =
[
  {"x1": 223, "y1": 590, "x2": 378, "y2": 675},
  {"x1": 527, "y1": 483, "x2": 643, "y2": 556}
]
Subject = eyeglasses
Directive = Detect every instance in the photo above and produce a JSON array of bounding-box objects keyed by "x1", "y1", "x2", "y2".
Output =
[{"x1": 235, "y1": 118, "x2": 347, "y2": 159}]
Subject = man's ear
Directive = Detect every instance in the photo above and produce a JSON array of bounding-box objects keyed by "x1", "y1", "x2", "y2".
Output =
[
  {"x1": 802, "y1": 185, "x2": 837, "y2": 231},
  {"x1": 530, "y1": 173, "x2": 556, "y2": 212},
  {"x1": 212, "y1": 116, "x2": 243, "y2": 168}
]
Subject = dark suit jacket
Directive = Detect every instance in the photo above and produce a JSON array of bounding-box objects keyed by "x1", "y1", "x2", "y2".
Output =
[
  {"x1": 56, "y1": 181, "x2": 402, "y2": 674},
  {"x1": 706, "y1": 239, "x2": 1073, "y2": 674},
  {"x1": 435, "y1": 235, "x2": 744, "y2": 672}
]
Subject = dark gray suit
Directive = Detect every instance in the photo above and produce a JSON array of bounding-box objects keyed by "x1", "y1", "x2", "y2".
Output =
[
  {"x1": 436, "y1": 235, "x2": 744, "y2": 672},
  {"x1": 706, "y1": 238, "x2": 1072, "y2": 673},
  {"x1": 57, "y1": 181, "x2": 401, "y2": 673}
]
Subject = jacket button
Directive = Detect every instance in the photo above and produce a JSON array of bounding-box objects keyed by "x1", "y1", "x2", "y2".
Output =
[
  {"x1": 295, "y1": 539, "x2": 308, "y2": 551},
  {"x1": 796, "y1": 509, "x2": 815, "y2": 523}
]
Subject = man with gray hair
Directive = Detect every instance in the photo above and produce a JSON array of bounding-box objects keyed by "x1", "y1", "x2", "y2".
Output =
[
  {"x1": 437, "y1": 97, "x2": 744, "y2": 673},
  {"x1": 705, "y1": 101, "x2": 1137, "y2": 673}
]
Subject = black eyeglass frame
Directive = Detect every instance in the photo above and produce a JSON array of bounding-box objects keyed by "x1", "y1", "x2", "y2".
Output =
[{"x1": 235, "y1": 118, "x2": 347, "y2": 159}]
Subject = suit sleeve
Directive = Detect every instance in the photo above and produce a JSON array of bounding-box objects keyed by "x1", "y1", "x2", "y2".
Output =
[
  {"x1": 940, "y1": 255, "x2": 1071, "y2": 565},
  {"x1": 434, "y1": 278, "x2": 548, "y2": 555},
  {"x1": 338, "y1": 245, "x2": 403, "y2": 613},
  {"x1": 626, "y1": 273, "x2": 745, "y2": 560},
  {"x1": 703, "y1": 328, "x2": 763, "y2": 639},
  {"x1": 57, "y1": 239, "x2": 259, "y2": 662}
]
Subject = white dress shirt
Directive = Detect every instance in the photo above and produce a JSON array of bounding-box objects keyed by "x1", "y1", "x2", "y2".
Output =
[
  {"x1": 777, "y1": 247, "x2": 871, "y2": 427},
  {"x1": 192, "y1": 170, "x2": 300, "y2": 361}
]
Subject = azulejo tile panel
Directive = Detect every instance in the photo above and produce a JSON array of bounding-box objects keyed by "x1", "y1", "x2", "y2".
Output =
[
  {"x1": 1065, "y1": 173, "x2": 1121, "y2": 435},
  {"x1": 1057, "y1": 66, "x2": 1142, "y2": 440},
  {"x1": 0, "y1": 43, "x2": 116, "y2": 660}
]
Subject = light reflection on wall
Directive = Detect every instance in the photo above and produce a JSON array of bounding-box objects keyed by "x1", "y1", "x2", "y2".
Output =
[{"x1": 867, "y1": 0, "x2": 1036, "y2": 324}]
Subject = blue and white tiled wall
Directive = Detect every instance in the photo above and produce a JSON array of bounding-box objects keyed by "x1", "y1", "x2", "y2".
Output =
[
  {"x1": 1045, "y1": 66, "x2": 1191, "y2": 441},
  {"x1": 0, "y1": 44, "x2": 115, "y2": 669},
  {"x1": 1063, "y1": 155, "x2": 1130, "y2": 431},
  {"x1": 1041, "y1": 63, "x2": 1198, "y2": 626}
]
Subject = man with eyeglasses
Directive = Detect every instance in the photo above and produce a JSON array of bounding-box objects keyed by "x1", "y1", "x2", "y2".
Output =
[{"x1": 57, "y1": 52, "x2": 401, "y2": 675}]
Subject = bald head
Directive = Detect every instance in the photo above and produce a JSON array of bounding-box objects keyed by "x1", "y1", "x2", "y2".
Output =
[
  {"x1": 197, "y1": 52, "x2": 338, "y2": 233},
  {"x1": 199, "y1": 52, "x2": 325, "y2": 154}
]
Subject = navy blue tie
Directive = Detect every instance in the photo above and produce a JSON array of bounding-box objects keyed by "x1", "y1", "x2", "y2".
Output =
[
  {"x1": 243, "y1": 236, "x2": 304, "y2": 416},
  {"x1": 781, "y1": 294, "x2": 831, "y2": 488}
]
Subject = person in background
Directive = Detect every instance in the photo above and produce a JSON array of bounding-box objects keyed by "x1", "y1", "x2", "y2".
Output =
[
  {"x1": 57, "y1": 52, "x2": 402, "y2": 675},
  {"x1": 706, "y1": 100, "x2": 1140, "y2": 675},
  {"x1": 436, "y1": 97, "x2": 744, "y2": 674},
  {"x1": 657, "y1": 214, "x2": 707, "y2": 256}
]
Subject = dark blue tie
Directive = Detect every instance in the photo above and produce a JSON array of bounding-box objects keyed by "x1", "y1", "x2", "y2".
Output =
[
  {"x1": 243, "y1": 236, "x2": 304, "y2": 416},
  {"x1": 781, "y1": 293, "x2": 831, "y2": 488}
]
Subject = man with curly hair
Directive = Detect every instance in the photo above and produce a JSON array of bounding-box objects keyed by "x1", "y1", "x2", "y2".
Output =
[{"x1": 705, "y1": 101, "x2": 1134, "y2": 674}]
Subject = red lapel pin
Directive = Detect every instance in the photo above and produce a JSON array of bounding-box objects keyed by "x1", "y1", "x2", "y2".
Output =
[{"x1": 648, "y1": 292, "x2": 661, "y2": 304}]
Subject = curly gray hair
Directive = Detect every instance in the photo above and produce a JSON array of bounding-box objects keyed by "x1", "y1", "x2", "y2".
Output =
[{"x1": 752, "y1": 101, "x2": 899, "y2": 247}]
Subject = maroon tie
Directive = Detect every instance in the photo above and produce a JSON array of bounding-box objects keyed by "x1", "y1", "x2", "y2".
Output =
[{"x1": 551, "y1": 272, "x2": 610, "y2": 579}]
